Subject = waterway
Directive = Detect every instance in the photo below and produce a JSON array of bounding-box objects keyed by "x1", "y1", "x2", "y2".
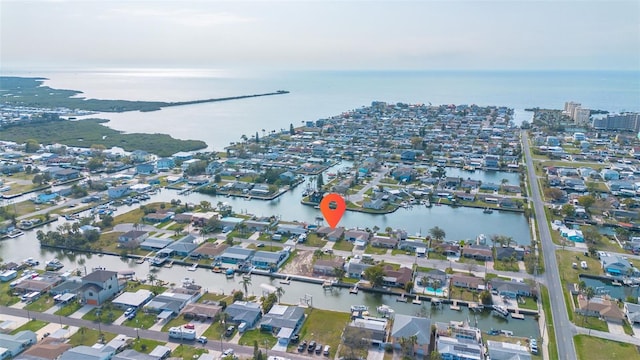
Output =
[{"x1": 579, "y1": 275, "x2": 640, "y2": 301}]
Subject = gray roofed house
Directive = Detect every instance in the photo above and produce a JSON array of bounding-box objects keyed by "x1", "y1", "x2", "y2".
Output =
[
  {"x1": 390, "y1": 314, "x2": 431, "y2": 357},
  {"x1": 144, "y1": 292, "x2": 194, "y2": 316},
  {"x1": 0, "y1": 331, "x2": 37, "y2": 358},
  {"x1": 58, "y1": 345, "x2": 116, "y2": 360},
  {"x1": 79, "y1": 269, "x2": 122, "y2": 306},
  {"x1": 602, "y1": 255, "x2": 633, "y2": 275},
  {"x1": 219, "y1": 246, "x2": 255, "y2": 265},
  {"x1": 139, "y1": 237, "x2": 173, "y2": 251},
  {"x1": 490, "y1": 279, "x2": 533, "y2": 298},
  {"x1": 437, "y1": 336, "x2": 483, "y2": 360},
  {"x1": 251, "y1": 250, "x2": 289, "y2": 270},
  {"x1": 346, "y1": 258, "x2": 372, "y2": 279},
  {"x1": 118, "y1": 230, "x2": 148, "y2": 248},
  {"x1": 624, "y1": 302, "x2": 640, "y2": 324},
  {"x1": 260, "y1": 305, "x2": 306, "y2": 343},
  {"x1": 486, "y1": 340, "x2": 531, "y2": 360},
  {"x1": 225, "y1": 301, "x2": 262, "y2": 329},
  {"x1": 165, "y1": 234, "x2": 198, "y2": 256},
  {"x1": 112, "y1": 349, "x2": 158, "y2": 360}
]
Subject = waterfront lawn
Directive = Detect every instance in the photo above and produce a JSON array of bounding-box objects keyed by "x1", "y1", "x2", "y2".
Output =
[
  {"x1": 305, "y1": 233, "x2": 327, "y2": 248},
  {"x1": 574, "y1": 335, "x2": 640, "y2": 360},
  {"x1": 93, "y1": 232, "x2": 124, "y2": 253},
  {"x1": 122, "y1": 312, "x2": 157, "y2": 329},
  {"x1": 574, "y1": 314, "x2": 609, "y2": 332},
  {"x1": 238, "y1": 328, "x2": 277, "y2": 348},
  {"x1": 198, "y1": 292, "x2": 232, "y2": 303},
  {"x1": 11, "y1": 319, "x2": 47, "y2": 334},
  {"x1": 126, "y1": 281, "x2": 168, "y2": 294},
  {"x1": 54, "y1": 301, "x2": 82, "y2": 317},
  {"x1": 292, "y1": 309, "x2": 350, "y2": 354},
  {"x1": 83, "y1": 307, "x2": 125, "y2": 324},
  {"x1": 518, "y1": 297, "x2": 538, "y2": 311},
  {"x1": 169, "y1": 344, "x2": 208, "y2": 360},
  {"x1": 24, "y1": 294, "x2": 56, "y2": 312},
  {"x1": 555, "y1": 250, "x2": 601, "y2": 284},
  {"x1": 540, "y1": 285, "x2": 559, "y2": 360},
  {"x1": 364, "y1": 245, "x2": 388, "y2": 255},
  {"x1": 68, "y1": 327, "x2": 116, "y2": 346},
  {"x1": 449, "y1": 288, "x2": 478, "y2": 303},
  {"x1": 0, "y1": 281, "x2": 20, "y2": 306},
  {"x1": 131, "y1": 338, "x2": 166, "y2": 353},
  {"x1": 332, "y1": 240, "x2": 354, "y2": 252}
]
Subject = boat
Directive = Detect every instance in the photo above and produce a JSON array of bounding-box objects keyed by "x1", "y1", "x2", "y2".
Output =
[
  {"x1": 487, "y1": 328, "x2": 500, "y2": 336},
  {"x1": 476, "y1": 234, "x2": 487, "y2": 246},
  {"x1": 412, "y1": 298, "x2": 422, "y2": 305},
  {"x1": 212, "y1": 266, "x2": 223, "y2": 273},
  {"x1": 377, "y1": 304, "x2": 395, "y2": 317},
  {"x1": 23, "y1": 257, "x2": 39, "y2": 266},
  {"x1": 7, "y1": 230, "x2": 24, "y2": 238},
  {"x1": 164, "y1": 261, "x2": 174, "y2": 268},
  {"x1": 483, "y1": 208, "x2": 493, "y2": 214},
  {"x1": 135, "y1": 257, "x2": 146, "y2": 264},
  {"x1": 150, "y1": 256, "x2": 167, "y2": 266},
  {"x1": 187, "y1": 263, "x2": 198, "y2": 271},
  {"x1": 611, "y1": 280, "x2": 623, "y2": 286},
  {"x1": 350, "y1": 305, "x2": 368, "y2": 312},
  {"x1": 492, "y1": 305, "x2": 510, "y2": 319},
  {"x1": 225, "y1": 268, "x2": 235, "y2": 277},
  {"x1": 280, "y1": 276, "x2": 291, "y2": 285},
  {"x1": 45, "y1": 259, "x2": 64, "y2": 271}
]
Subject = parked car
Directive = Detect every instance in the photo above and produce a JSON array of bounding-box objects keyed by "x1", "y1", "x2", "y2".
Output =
[
  {"x1": 315, "y1": 344, "x2": 323, "y2": 354},
  {"x1": 197, "y1": 336, "x2": 208, "y2": 344},
  {"x1": 223, "y1": 349, "x2": 234, "y2": 356},
  {"x1": 323, "y1": 345, "x2": 331, "y2": 356},
  {"x1": 225, "y1": 326, "x2": 235, "y2": 337},
  {"x1": 124, "y1": 307, "x2": 135, "y2": 316},
  {"x1": 184, "y1": 323, "x2": 195, "y2": 329},
  {"x1": 308, "y1": 341, "x2": 316, "y2": 353},
  {"x1": 297, "y1": 341, "x2": 307, "y2": 352},
  {"x1": 290, "y1": 334, "x2": 300, "y2": 344}
]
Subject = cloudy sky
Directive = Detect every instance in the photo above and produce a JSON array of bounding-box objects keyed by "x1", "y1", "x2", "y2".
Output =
[{"x1": 1, "y1": 0, "x2": 638, "y2": 71}]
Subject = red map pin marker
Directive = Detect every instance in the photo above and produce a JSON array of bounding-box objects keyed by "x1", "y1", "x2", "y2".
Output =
[{"x1": 320, "y1": 193, "x2": 346, "y2": 228}]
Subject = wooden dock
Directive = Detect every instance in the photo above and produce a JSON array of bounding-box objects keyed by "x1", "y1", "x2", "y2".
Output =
[{"x1": 511, "y1": 310, "x2": 524, "y2": 320}]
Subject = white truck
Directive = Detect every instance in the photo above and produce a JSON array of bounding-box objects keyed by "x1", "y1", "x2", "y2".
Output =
[{"x1": 168, "y1": 326, "x2": 196, "y2": 341}]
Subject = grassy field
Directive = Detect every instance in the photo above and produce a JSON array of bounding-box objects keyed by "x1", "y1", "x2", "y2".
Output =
[
  {"x1": 332, "y1": 240, "x2": 354, "y2": 252},
  {"x1": 364, "y1": 244, "x2": 388, "y2": 255},
  {"x1": 68, "y1": 327, "x2": 117, "y2": 346},
  {"x1": 518, "y1": 297, "x2": 538, "y2": 311},
  {"x1": 540, "y1": 285, "x2": 559, "y2": 360},
  {"x1": 292, "y1": 309, "x2": 350, "y2": 357},
  {"x1": 305, "y1": 233, "x2": 328, "y2": 247},
  {"x1": 574, "y1": 335, "x2": 640, "y2": 360},
  {"x1": 238, "y1": 328, "x2": 278, "y2": 348},
  {"x1": 556, "y1": 250, "x2": 601, "y2": 284},
  {"x1": 201, "y1": 321, "x2": 225, "y2": 340},
  {"x1": 130, "y1": 338, "x2": 167, "y2": 353},
  {"x1": 161, "y1": 316, "x2": 191, "y2": 332},
  {"x1": 169, "y1": 344, "x2": 209, "y2": 360},
  {"x1": 82, "y1": 307, "x2": 125, "y2": 324},
  {"x1": 24, "y1": 294, "x2": 56, "y2": 312},
  {"x1": 10, "y1": 319, "x2": 48, "y2": 334},
  {"x1": 574, "y1": 314, "x2": 609, "y2": 332},
  {"x1": 54, "y1": 301, "x2": 82, "y2": 317},
  {"x1": 122, "y1": 312, "x2": 158, "y2": 329}
]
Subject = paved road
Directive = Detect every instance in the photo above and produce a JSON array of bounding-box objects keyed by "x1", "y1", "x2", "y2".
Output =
[
  {"x1": 0, "y1": 306, "x2": 311, "y2": 360},
  {"x1": 523, "y1": 130, "x2": 577, "y2": 359}
]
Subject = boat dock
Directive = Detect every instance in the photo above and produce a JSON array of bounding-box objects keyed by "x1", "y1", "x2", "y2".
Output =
[
  {"x1": 511, "y1": 310, "x2": 524, "y2": 320},
  {"x1": 350, "y1": 284, "x2": 359, "y2": 294},
  {"x1": 450, "y1": 300, "x2": 460, "y2": 311},
  {"x1": 412, "y1": 297, "x2": 422, "y2": 305},
  {"x1": 396, "y1": 294, "x2": 407, "y2": 302}
]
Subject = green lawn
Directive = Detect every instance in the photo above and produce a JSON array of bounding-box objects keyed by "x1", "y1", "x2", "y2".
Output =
[
  {"x1": 364, "y1": 245, "x2": 388, "y2": 255},
  {"x1": 68, "y1": 327, "x2": 117, "y2": 346},
  {"x1": 238, "y1": 328, "x2": 278, "y2": 348},
  {"x1": 247, "y1": 243, "x2": 283, "y2": 252},
  {"x1": 556, "y1": 250, "x2": 601, "y2": 284},
  {"x1": 574, "y1": 335, "x2": 640, "y2": 360},
  {"x1": 82, "y1": 307, "x2": 124, "y2": 324},
  {"x1": 540, "y1": 285, "x2": 559, "y2": 360},
  {"x1": 332, "y1": 240, "x2": 354, "y2": 252},
  {"x1": 130, "y1": 338, "x2": 167, "y2": 353},
  {"x1": 122, "y1": 312, "x2": 158, "y2": 329},
  {"x1": 305, "y1": 233, "x2": 328, "y2": 248},
  {"x1": 518, "y1": 297, "x2": 538, "y2": 311},
  {"x1": 54, "y1": 301, "x2": 82, "y2": 317},
  {"x1": 201, "y1": 321, "x2": 225, "y2": 340},
  {"x1": 10, "y1": 319, "x2": 47, "y2": 334},
  {"x1": 161, "y1": 316, "x2": 191, "y2": 332},
  {"x1": 24, "y1": 294, "x2": 56, "y2": 312},
  {"x1": 493, "y1": 260, "x2": 520, "y2": 272},
  {"x1": 292, "y1": 309, "x2": 350, "y2": 357},
  {"x1": 574, "y1": 314, "x2": 609, "y2": 332},
  {"x1": 170, "y1": 344, "x2": 208, "y2": 360}
]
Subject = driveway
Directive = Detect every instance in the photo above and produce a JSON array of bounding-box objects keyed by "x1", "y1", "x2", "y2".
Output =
[
  {"x1": 69, "y1": 304, "x2": 95, "y2": 319},
  {"x1": 367, "y1": 347, "x2": 385, "y2": 360},
  {"x1": 608, "y1": 320, "x2": 625, "y2": 335}
]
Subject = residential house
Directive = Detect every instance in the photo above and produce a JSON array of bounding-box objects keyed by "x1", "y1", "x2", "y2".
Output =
[
  {"x1": 142, "y1": 211, "x2": 174, "y2": 223},
  {"x1": 601, "y1": 255, "x2": 633, "y2": 276},
  {"x1": 139, "y1": 237, "x2": 173, "y2": 251},
  {"x1": 398, "y1": 240, "x2": 428, "y2": 255},
  {"x1": 225, "y1": 301, "x2": 262, "y2": 331},
  {"x1": 577, "y1": 294, "x2": 625, "y2": 323},
  {"x1": 416, "y1": 269, "x2": 447, "y2": 288},
  {"x1": 181, "y1": 302, "x2": 222, "y2": 321},
  {"x1": 390, "y1": 315, "x2": 431, "y2": 357},
  {"x1": 346, "y1": 258, "x2": 372, "y2": 279},
  {"x1": 135, "y1": 163, "x2": 155, "y2": 175},
  {"x1": 20, "y1": 337, "x2": 72, "y2": 360},
  {"x1": 486, "y1": 341, "x2": 531, "y2": 360},
  {"x1": 494, "y1": 246, "x2": 525, "y2": 261},
  {"x1": 450, "y1": 275, "x2": 484, "y2": 291},
  {"x1": 166, "y1": 234, "x2": 198, "y2": 257},
  {"x1": 382, "y1": 266, "x2": 413, "y2": 288},
  {"x1": 437, "y1": 336, "x2": 483, "y2": 360},
  {"x1": 559, "y1": 227, "x2": 584, "y2": 242},
  {"x1": 14, "y1": 273, "x2": 62, "y2": 294},
  {"x1": 107, "y1": 185, "x2": 130, "y2": 199},
  {"x1": 156, "y1": 158, "x2": 175, "y2": 171},
  {"x1": 118, "y1": 230, "x2": 148, "y2": 248},
  {"x1": 260, "y1": 305, "x2": 306, "y2": 344},
  {"x1": 313, "y1": 258, "x2": 345, "y2": 276},
  {"x1": 58, "y1": 345, "x2": 116, "y2": 360},
  {"x1": 0, "y1": 331, "x2": 37, "y2": 359},
  {"x1": 251, "y1": 250, "x2": 289, "y2": 271},
  {"x1": 79, "y1": 270, "x2": 122, "y2": 306},
  {"x1": 462, "y1": 245, "x2": 493, "y2": 261},
  {"x1": 345, "y1": 317, "x2": 388, "y2": 346},
  {"x1": 113, "y1": 349, "x2": 158, "y2": 360},
  {"x1": 46, "y1": 168, "x2": 80, "y2": 182},
  {"x1": 344, "y1": 229, "x2": 371, "y2": 248},
  {"x1": 624, "y1": 302, "x2": 640, "y2": 324},
  {"x1": 111, "y1": 289, "x2": 154, "y2": 310},
  {"x1": 218, "y1": 247, "x2": 255, "y2": 266},
  {"x1": 144, "y1": 291, "x2": 196, "y2": 321},
  {"x1": 370, "y1": 235, "x2": 398, "y2": 249},
  {"x1": 315, "y1": 226, "x2": 344, "y2": 241},
  {"x1": 489, "y1": 279, "x2": 533, "y2": 298},
  {"x1": 436, "y1": 243, "x2": 461, "y2": 257}
]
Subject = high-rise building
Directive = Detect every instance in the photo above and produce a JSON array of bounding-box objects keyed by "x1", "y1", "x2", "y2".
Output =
[
  {"x1": 592, "y1": 113, "x2": 640, "y2": 131},
  {"x1": 574, "y1": 107, "x2": 591, "y2": 124},
  {"x1": 564, "y1": 101, "x2": 581, "y2": 119}
]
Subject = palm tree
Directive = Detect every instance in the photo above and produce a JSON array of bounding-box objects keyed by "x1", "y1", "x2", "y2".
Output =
[
  {"x1": 583, "y1": 286, "x2": 596, "y2": 325},
  {"x1": 333, "y1": 267, "x2": 346, "y2": 282},
  {"x1": 275, "y1": 286, "x2": 285, "y2": 303},
  {"x1": 241, "y1": 276, "x2": 252, "y2": 300}
]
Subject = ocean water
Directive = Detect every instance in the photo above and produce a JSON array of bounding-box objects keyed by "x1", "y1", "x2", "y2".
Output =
[{"x1": 4, "y1": 69, "x2": 640, "y2": 150}]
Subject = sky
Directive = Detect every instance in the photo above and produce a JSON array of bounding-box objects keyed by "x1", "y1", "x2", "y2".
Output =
[{"x1": 1, "y1": 0, "x2": 639, "y2": 71}]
